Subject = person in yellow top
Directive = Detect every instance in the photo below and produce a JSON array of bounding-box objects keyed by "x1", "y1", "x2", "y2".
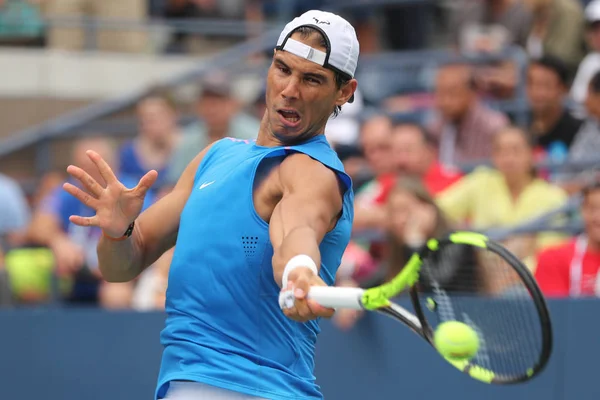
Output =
[{"x1": 436, "y1": 126, "x2": 569, "y2": 270}]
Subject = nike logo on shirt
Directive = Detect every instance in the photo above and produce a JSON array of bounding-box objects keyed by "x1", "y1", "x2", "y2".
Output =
[{"x1": 199, "y1": 181, "x2": 215, "y2": 190}]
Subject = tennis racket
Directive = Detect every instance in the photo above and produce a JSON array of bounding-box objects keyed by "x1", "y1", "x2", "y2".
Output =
[{"x1": 279, "y1": 231, "x2": 553, "y2": 384}]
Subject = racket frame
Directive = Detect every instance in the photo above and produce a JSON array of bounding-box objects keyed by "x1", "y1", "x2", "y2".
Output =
[{"x1": 401, "y1": 234, "x2": 553, "y2": 384}]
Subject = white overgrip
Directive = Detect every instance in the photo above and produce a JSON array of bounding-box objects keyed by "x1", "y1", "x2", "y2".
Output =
[{"x1": 279, "y1": 286, "x2": 365, "y2": 310}]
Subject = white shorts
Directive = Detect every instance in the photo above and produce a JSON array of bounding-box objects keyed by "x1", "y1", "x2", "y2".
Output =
[{"x1": 162, "y1": 381, "x2": 266, "y2": 400}]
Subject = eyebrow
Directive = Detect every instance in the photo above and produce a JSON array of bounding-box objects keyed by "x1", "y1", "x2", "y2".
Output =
[{"x1": 274, "y1": 56, "x2": 329, "y2": 83}]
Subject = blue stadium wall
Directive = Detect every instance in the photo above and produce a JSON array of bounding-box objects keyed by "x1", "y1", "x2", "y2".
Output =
[{"x1": 0, "y1": 299, "x2": 598, "y2": 400}]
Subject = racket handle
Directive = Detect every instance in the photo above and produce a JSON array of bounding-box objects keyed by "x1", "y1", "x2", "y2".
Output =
[{"x1": 279, "y1": 286, "x2": 365, "y2": 310}]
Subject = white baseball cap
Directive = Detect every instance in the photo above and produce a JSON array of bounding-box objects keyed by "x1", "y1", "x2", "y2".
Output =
[
  {"x1": 276, "y1": 10, "x2": 360, "y2": 101},
  {"x1": 586, "y1": 0, "x2": 600, "y2": 23}
]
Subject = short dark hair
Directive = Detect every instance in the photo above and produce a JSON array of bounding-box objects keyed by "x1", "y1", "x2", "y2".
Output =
[
  {"x1": 141, "y1": 85, "x2": 177, "y2": 110},
  {"x1": 392, "y1": 121, "x2": 438, "y2": 148},
  {"x1": 530, "y1": 55, "x2": 570, "y2": 86},
  {"x1": 286, "y1": 26, "x2": 351, "y2": 118},
  {"x1": 590, "y1": 70, "x2": 600, "y2": 94}
]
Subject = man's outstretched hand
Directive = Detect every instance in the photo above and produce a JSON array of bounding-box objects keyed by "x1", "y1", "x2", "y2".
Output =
[{"x1": 63, "y1": 150, "x2": 157, "y2": 237}]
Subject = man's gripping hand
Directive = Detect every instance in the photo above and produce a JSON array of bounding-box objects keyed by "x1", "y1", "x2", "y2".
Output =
[{"x1": 279, "y1": 266, "x2": 335, "y2": 323}]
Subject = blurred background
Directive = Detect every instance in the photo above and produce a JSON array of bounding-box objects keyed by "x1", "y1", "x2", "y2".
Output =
[{"x1": 0, "y1": 0, "x2": 599, "y2": 399}]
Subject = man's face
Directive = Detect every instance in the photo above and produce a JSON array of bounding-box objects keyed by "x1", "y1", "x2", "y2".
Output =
[
  {"x1": 491, "y1": 129, "x2": 532, "y2": 179},
  {"x1": 527, "y1": 64, "x2": 565, "y2": 115},
  {"x1": 392, "y1": 125, "x2": 430, "y2": 177},
  {"x1": 264, "y1": 32, "x2": 354, "y2": 144},
  {"x1": 136, "y1": 97, "x2": 177, "y2": 143},
  {"x1": 434, "y1": 66, "x2": 475, "y2": 122},
  {"x1": 583, "y1": 189, "x2": 600, "y2": 244},
  {"x1": 359, "y1": 116, "x2": 393, "y2": 175},
  {"x1": 196, "y1": 92, "x2": 237, "y2": 133}
]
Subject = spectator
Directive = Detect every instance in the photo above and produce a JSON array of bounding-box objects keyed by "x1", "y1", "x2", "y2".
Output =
[
  {"x1": 447, "y1": 0, "x2": 534, "y2": 99},
  {"x1": 567, "y1": 70, "x2": 600, "y2": 164},
  {"x1": 570, "y1": 0, "x2": 600, "y2": 112},
  {"x1": 44, "y1": 0, "x2": 147, "y2": 53},
  {"x1": 0, "y1": 172, "x2": 30, "y2": 249},
  {"x1": 353, "y1": 114, "x2": 395, "y2": 231},
  {"x1": 524, "y1": 0, "x2": 586, "y2": 75},
  {"x1": 527, "y1": 55, "x2": 583, "y2": 152},
  {"x1": 166, "y1": 74, "x2": 260, "y2": 185},
  {"x1": 556, "y1": 69, "x2": 600, "y2": 193},
  {"x1": 383, "y1": 177, "x2": 451, "y2": 283},
  {"x1": 338, "y1": 115, "x2": 395, "y2": 295},
  {"x1": 28, "y1": 137, "x2": 154, "y2": 306},
  {"x1": 437, "y1": 126, "x2": 568, "y2": 262},
  {"x1": 334, "y1": 177, "x2": 450, "y2": 330},
  {"x1": 430, "y1": 63, "x2": 509, "y2": 168},
  {"x1": 391, "y1": 122, "x2": 463, "y2": 196},
  {"x1": 535, "y1": 182, "x2": 600, "y2": 297},
  {"x1": 0, "y1": 173, "x2": 30, "y2": 306},
  {"x1": 120, "y1": 89, "x2": 182, "y2": 192}
]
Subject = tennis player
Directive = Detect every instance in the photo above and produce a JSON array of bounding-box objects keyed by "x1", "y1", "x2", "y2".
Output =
[{"x1": 63, "y1": 10, "x2": 358, "y2": 400}]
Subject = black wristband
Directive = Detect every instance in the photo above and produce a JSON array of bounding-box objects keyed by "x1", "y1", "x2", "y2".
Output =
[
  {"x1": 102, "y1": 221, "x2": 135, "y2": 241},
  {"x1": 123, "y1": 221, "x2": 135, "y2": 238}
]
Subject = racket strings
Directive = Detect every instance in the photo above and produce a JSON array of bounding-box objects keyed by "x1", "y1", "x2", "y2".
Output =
[{"x1": 418, "y1": 243, "x2": 544, "y2": 381}]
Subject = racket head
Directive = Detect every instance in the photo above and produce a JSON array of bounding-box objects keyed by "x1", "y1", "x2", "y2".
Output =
[{"x1": 408, "y1": 232, "x2": 552, "y2": 384}]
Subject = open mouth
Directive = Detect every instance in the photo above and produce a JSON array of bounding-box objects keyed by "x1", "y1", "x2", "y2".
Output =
[{"x1": 277, "y1": 109, "x2": 301, "y2": 124}]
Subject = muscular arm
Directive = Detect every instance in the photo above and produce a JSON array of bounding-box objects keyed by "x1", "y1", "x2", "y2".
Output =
[
  {"x1": 270, "y1": 153, "x2": 344, "y2": 287},
  {"x1": 98, "y1": 145, "x2": 211, "y2": 282}
]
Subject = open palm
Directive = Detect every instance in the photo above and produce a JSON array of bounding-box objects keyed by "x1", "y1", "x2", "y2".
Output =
[{"x1": 63, "y1": 150, "x2": 158, "y2": 238}]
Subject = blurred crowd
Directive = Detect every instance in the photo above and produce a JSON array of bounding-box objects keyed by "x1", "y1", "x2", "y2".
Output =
[{"x1": 1, "y1": 0, "x2": 600, "y2": 330}]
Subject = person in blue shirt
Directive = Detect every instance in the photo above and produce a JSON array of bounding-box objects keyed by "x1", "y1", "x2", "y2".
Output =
[
  {"x1": 63, "y1": 10, "x2": 359, "y2": 399},
  {"x1": 118, "y1": 89, "x2": 182, "y2": 195},
  {"x1": 30, "y1": 137, "x2": 154, "y2": 305}
]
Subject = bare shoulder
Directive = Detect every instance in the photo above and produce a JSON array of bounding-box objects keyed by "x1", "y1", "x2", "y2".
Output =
[
  {"x1": 277, "y1": 152, "x2": 344, "y2": 222},
  {"x1": 278, "y1": 153, "x2": 341, "y2": 194}
]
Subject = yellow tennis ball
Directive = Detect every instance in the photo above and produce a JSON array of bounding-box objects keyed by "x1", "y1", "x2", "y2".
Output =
[{"x1": 434, "y1": 321, "x2": 479, "y2": 361}]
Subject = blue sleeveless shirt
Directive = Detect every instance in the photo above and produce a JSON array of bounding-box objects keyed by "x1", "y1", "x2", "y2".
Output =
[{"x1": 156, "y1": 135, "x2": 354, "y2": 400}]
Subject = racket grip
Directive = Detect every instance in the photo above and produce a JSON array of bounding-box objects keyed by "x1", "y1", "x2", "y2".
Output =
[{"x1": 279, "y1": 286, "x2": 365, "y2": 310}]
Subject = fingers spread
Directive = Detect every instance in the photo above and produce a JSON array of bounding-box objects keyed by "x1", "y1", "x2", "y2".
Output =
[
  {"x1": 134, "y1": 170, "x2": 158, "y2": 198},
  {"x1": 66, "y1": 165, "x2": 103, "y2": 197},
  {"x1": 63, "y1": 183, "x2": 99, "y2": 209},
  {"x1": 87, "y1": 150, "x2": 118, "y2": 185}
]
